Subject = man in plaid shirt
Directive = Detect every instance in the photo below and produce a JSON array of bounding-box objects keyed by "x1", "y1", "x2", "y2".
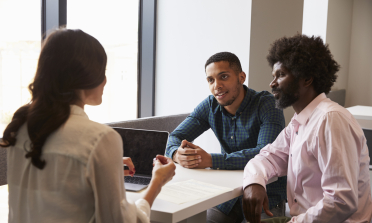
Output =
[{"x1": 165, "y1": 52, "x2": 287, "y2": 222}]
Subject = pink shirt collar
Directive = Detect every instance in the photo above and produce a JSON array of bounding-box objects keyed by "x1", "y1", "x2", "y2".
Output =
[{"x1": 294, "y1": 93, "x2": 327, "y2": 125}]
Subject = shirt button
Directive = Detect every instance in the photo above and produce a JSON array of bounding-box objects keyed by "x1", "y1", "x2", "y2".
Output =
[
  {"x1": 294, "y1": 199, "x2": 297, "y2": 203},
  {"x1": 232, "y1": 117, "x2": 235, "y2": 120},
  {"x1": 231, "y1": 136, "x2": 234, "y2": 139},
  {"x1": 291, "y1": 154, "x2": 292, "y2": 157},
  {"x1": 296, "y1": 131, "x2": 298, "y2": 135}
]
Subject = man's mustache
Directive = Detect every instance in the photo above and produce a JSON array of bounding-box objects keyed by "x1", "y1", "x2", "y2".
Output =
[{"x1": 272, "y1": 88, "x2": 281, "y2": 93}]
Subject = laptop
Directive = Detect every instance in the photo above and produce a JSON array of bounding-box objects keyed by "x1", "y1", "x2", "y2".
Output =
[
  {"x1": 112, "y1": 127, "x2": 169, "y2": 191},
  {"x1": 362, "y1": 128, "x2": 372, "y2": 170}
]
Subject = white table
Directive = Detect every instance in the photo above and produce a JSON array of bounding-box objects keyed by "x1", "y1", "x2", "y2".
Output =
[
  {"x1": 0, "y1": 166, "x2": 277, "y2": 223},
  {"x1": 127, "y1": 164, "x2": 277, "y2": 223},
  {"x1": 346, "y1": 105, "x2": 372, "y2": 129},
  {"x1": 346, "y1": 105, "x2": 372, "y2": 170}
]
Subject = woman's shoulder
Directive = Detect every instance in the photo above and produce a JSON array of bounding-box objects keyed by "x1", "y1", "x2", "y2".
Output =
[
  {"x1": 66, "y1": 105, "x2": 118, "y2": 138},
  {"x1": 42, "y1": 113, "x2": 121, "y2": 164}
]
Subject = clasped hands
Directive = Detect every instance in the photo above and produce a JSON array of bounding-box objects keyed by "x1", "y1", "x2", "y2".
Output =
[{"x1": 172, "y1": 139, "x2": 212, "y2": 169}]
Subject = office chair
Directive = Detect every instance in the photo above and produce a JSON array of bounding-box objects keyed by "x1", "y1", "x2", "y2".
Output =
[
  {"x1": 0, "y1": 147, "x2": 7, "y2": 186},
  {"x1": 326, "y1": 89, "x2": 346, "y2": 107}
]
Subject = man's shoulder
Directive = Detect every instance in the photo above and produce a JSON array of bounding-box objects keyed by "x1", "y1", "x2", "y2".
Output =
[
  {"x1": 317, "y1": 99, "x2": 352, "y2": 119},
  {"x1": 195, "y1": 95, "x2": 219, "y2": 110},
  {"x1": 248, "y1": 88, "x2": 276, "y2": 108},
  {"x1": 249, "y1": 88, "x2": 274, "y2": 99},
  {"x1": 310, "y1": 99, "x2": 360, "y2": 130}
]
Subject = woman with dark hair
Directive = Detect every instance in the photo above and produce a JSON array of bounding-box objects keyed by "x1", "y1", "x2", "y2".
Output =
[{"x1": 1, "y1": 29, "x2": 175, "y2": 222}]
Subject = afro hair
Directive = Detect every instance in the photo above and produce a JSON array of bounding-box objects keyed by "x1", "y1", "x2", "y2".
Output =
[{"x1": 267, "y1": 34, "x2": 340, "y2": 94}]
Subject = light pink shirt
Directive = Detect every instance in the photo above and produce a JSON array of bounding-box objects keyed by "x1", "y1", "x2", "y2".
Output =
[{"x1": 243, "y1": 93, "x2": 372, "y2": 222}]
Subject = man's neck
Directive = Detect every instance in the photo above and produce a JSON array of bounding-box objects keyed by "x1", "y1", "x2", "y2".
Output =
[
  {"x1": 292, "y1": 90, "x2": 318, "y2": 114},
  {"x1": 224, "y1": 86, "x2": 246, "y2": 115}
]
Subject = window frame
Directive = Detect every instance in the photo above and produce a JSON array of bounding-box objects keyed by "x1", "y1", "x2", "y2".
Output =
[
  {"x1": 41, "y1": 0, "x2": 157, "y2": 118},
  {"x1": 137, "y1": 0, "x2": 157, "y2": 118}
]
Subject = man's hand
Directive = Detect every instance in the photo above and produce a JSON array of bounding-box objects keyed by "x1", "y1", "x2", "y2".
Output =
[
  {"x1": 242, "y1": 184, "x2": 273, "y2": 223},
  {"x1": 172, "y1": 140, "x2": 212, "y2": 169}
]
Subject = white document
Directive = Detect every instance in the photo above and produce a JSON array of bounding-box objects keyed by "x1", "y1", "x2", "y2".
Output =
[{"x1": 156, "y1": 179, "x2": 232, "y2": 204}]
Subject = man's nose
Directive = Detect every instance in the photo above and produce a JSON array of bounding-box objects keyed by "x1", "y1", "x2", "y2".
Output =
[
  {"x1": 270, "y1": 78, "x2": 277, "y2": 89},
  {"x1": 214, "y1": 79, "x2": 222, "y2": 90}
]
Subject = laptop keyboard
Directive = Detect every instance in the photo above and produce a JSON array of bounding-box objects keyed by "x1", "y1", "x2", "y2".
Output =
[{"x1": 124, "y1": 176, "x2": 151, "y2": 185}]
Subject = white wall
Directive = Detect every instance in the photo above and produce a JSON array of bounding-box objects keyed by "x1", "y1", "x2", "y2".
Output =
[
  {"x1": 248, "y1": 0, "x2": 304, "y2": 125},
  {"x1": 345, "y1": 0, "x2": 372, "y2": 107},
  {"x1": 155, "y1": 0, "x2": 252, "y2": 153},
  {"x1": 155, "y1": 0, "x2": 252, "y2": 116},
  {"x1": 155, "y1": 0, "x2": 372, "y2": 153}
]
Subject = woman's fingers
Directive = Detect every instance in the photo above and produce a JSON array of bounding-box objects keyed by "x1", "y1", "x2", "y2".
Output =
[
  {"x1": 124, "y1": 170, "x2": 135, "y2": 177},
  {"x1": 123, "y1": 157, "x2": 135, "y2": 176},
  {"x1": 155, "y1": 155, "x2": 168, "y2": 164}
]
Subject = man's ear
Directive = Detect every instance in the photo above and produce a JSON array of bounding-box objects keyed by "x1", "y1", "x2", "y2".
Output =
[
  {"x1": 239, "y1": 71, "x2": 247, "y2": 84},
  {"x1": 304, "y1": 77, "x2": 313, "y2": 88}
]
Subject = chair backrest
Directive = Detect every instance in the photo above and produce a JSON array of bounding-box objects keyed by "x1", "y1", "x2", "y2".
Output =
[
  {"x1": 0, "y1": 148, "x2": 7, "y2": 186},
  {"x1": 105, "y1": 113, "x2": 190, "y2": 133},
  {"x1": 327, "y1": 89, "x2": 346, "y2": 107}
]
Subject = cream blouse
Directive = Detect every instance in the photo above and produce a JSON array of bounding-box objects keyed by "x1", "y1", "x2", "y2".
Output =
[{"x1": 7, "y1": 105, "x2": 151, "y2": 223}]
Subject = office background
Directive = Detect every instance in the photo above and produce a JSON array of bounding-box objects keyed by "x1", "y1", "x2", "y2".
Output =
[
  {"x1": 155, "y1": 0, "x2": 372, "y2": 152},
  {"x1": 0, "y1": 0, "x2": 372, "y2": 222},
  {"x1": 0, "y1": 0, "x2": 371, "y2": 145}
]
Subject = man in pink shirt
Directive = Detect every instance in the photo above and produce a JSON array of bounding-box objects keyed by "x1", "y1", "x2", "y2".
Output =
[{"x1": 242, "y1": 34, "x2": 372, "y2": 223}]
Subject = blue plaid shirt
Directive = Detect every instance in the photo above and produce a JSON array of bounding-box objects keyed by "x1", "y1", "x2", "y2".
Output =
[{"x1": 165, "y1": 85, "x2": 287, "y2": 215}]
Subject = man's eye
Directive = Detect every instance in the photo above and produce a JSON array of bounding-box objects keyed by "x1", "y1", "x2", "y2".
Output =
[
  {"x1": 207, "y1": 79, "x2": 214, "y2": 83},
  {"x1": 222, "y1": 75, "x2": 228, "y2": 79},
  {"x1": 280, "y1": 72, "x2": 285, "y2": 76}
]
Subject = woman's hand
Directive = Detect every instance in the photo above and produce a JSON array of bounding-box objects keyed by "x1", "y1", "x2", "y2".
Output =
[
  {"x1": 122, "y1": 157, "x2": 135, "y2": 177},
  {"x1": 143, "y1": 155, "x2": 176, "y2": 207},
  {"x1": 152, "y1": 155, "x2": 176, "y2": 186}
]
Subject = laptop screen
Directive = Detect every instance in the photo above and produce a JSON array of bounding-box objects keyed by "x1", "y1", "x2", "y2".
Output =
[
  {"x1": 362, "y1": 128, "x2": 372, "y2": 166},
  {"x1": 112, "y1": 127, "x2": 169, "y2": 176}
]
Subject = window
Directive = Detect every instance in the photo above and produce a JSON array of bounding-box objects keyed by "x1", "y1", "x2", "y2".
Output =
[
  {"x1": 67, "y1": 0, "x2": 139, "y2": 123},
  {"x1": 0, "y1": 0, "x2": 41, "y2": 136}
]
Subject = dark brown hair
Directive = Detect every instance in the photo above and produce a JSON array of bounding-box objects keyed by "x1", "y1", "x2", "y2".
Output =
[
  {"x1": 0, "y1": 29, "x2": 107, "y2": 169},
  {"x1": 205, "y1": 52, "x2": 243, "y2": 74},
  {"x1": 267, "y1": 34, "x2": 339, "y2": 94}
]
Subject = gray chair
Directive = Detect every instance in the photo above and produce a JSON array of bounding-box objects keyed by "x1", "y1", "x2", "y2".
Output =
[
  {"x1": 106, "y1": 113, "x2": 190, "y2": 133},
  {"x1": 0, "y1": 148, "x2": 7, "y2": 186},
  {"x1": 327, "y1": 89, "x2": 346, "y2": 107}
]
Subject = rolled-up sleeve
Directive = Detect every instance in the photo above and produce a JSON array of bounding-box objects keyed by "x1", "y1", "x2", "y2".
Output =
[
  {"x1": 165, "y1": 99, "x2": 211, "y2": 159},
  {"x1": 243, "y1": 125, "x2": 291, "y2": 190}
]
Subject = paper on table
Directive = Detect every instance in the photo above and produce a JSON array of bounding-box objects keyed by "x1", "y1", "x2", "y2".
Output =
[{"x1": 156, "y1": 179, "x2": 232, "y2": 204}]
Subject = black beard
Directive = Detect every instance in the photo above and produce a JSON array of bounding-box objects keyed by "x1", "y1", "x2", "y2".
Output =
[{"x1": 272, "y1": 80, "x2": 300, "y2": 109}]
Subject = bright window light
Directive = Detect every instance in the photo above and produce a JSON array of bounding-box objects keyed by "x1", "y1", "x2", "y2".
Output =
[
  {"x1": 0, "y1": 0, "x2": 41, "y2": 137},
  {"x1": 67, "y1": 0, "x2": 139, "y2": 124}
]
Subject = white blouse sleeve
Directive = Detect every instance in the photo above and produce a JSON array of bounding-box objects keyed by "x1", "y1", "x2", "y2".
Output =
[{"x1": 85, "y1": 129, "x2": 151, "y2": 223}]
